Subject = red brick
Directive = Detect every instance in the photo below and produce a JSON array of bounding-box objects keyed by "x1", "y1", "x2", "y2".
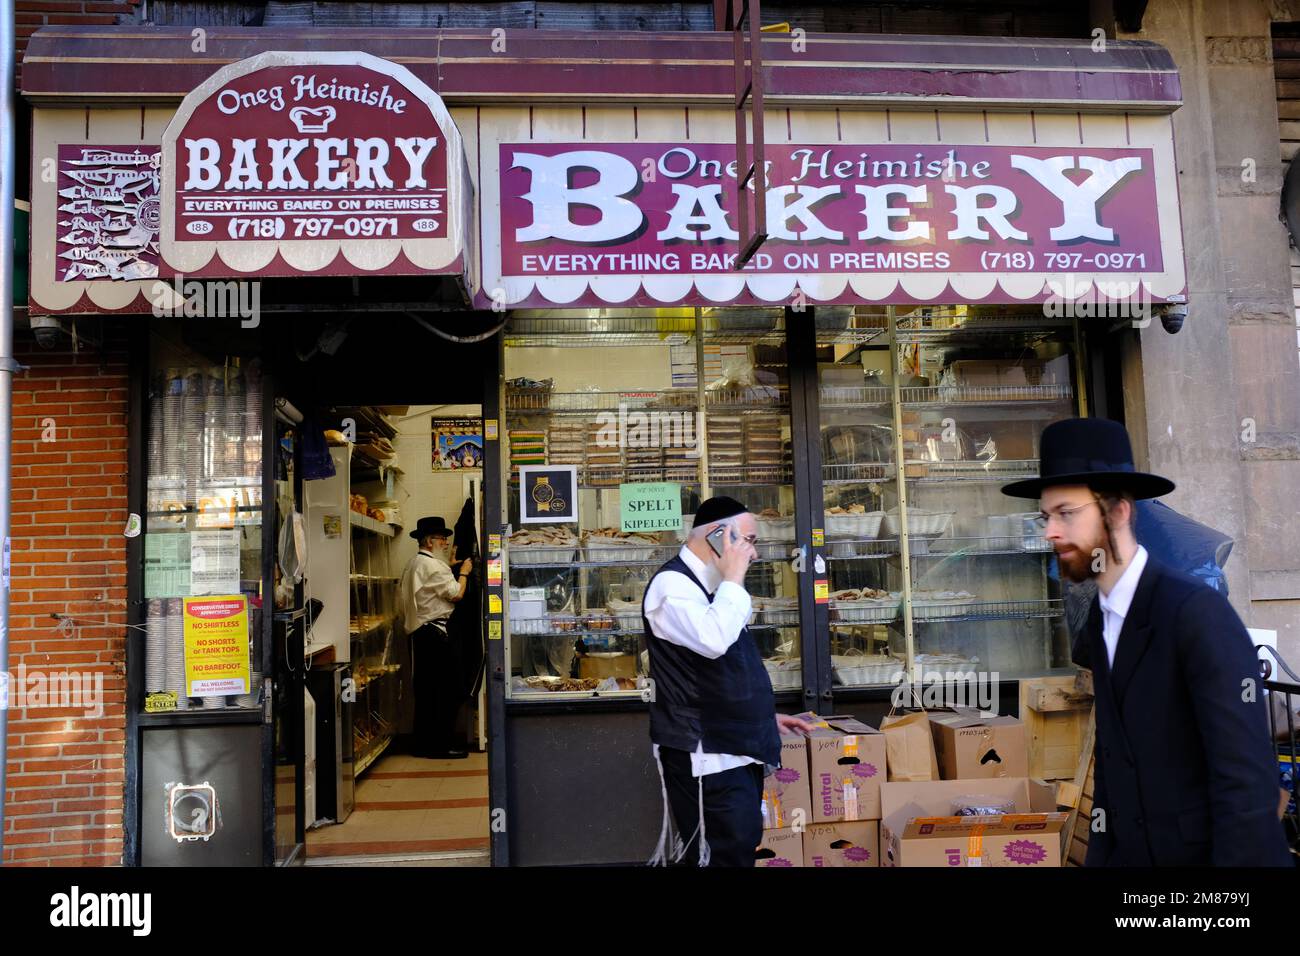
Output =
[
  {"x1": 16, "y1": 814, "x2": 98, "y2": 831},
  {"x1": 10, "y1": 843, "x2": 86, "y2": 860},
  {"x1": 5, "y1": 774, "x2": 65, "y2": 788},
  {"x1": 5, "y1": 802, "x2": 55, "y2": 817},
  {"x1": 5, "y1": 831, "x2": 55, "y2": 846}
]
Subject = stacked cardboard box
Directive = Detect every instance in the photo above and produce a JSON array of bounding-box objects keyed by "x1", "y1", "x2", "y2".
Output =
[
  {"x1": 755, "y1": 827, "x2": 804, "y2": 867},
  {"x1": 805, "y1": 821, "x2": 880, "y2": 867},
  {"x1": 625, "y1": 447, "x2": 663, "y2": 482},
  {"x1": 879, "y1": 777, "x2": 1065, "y2": 867},
  {"x1": 928, "y1": 708, "x2": 1029, "y2": 781},
  {"x1": 745, "y1": 415, "x2": 785, "y2": 482},
  {"x1": 707, "y1": 414, "x2": 744, "y2": 483},
  {"x1": 754, "y1": 731, "x2": 812, "y2": 867},
  {"x1": 585, "y1": 421, "x2": 622, "y2": 486},
  {"x1": 547, "y1": 421, "x2": 585, "y2": 466},
  {"x1": 799, "y1": 713, "x2": 888, "y2": 823}
]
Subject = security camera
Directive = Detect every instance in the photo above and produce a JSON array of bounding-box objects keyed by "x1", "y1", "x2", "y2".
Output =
[
  {"x1": 1155, "y1": 303, "x2": 1186, "y2": 335},
  {"x1": 29, "y1": 315, "x2": 63, "y2": 350}
]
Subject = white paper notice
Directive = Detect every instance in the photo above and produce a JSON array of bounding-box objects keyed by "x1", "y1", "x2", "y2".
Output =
[{"x1": 190, "y1": 528, "x2": 242, "y2": 595}]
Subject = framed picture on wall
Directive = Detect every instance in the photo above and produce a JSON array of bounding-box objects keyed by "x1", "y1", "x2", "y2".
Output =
[
  {"x1": 519, "y1": 465, "x2": 578, "y2": 524},
  {"x1": 432, "y1": 417, "x2": 483, "y2": 471}
]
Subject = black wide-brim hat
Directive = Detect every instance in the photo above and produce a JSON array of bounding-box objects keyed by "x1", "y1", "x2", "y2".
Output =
[
  {"x1": 410, "y1": 515, "x2": 454, "y2": 539},
  {"x1": 1001, "y1": 417, "x2": 1175, "y2": 500}
]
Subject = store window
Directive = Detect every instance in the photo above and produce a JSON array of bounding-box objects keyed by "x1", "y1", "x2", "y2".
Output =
[
  {"x1": 503, "y1": 308, "x2": 820, "y2": 699},
  {"x1": 141, "y1": 320, "x2": 265, "y2": 713},
  {"x1": 499, "y1": 306, "x2": 1082, "y2": 701},
  {"x1": 821, "y1": 306, "x2": 1080, "y2": 688}
]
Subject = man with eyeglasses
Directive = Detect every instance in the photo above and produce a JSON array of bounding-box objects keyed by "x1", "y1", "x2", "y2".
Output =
[
  {"x1": 643, "y1": 495, "x2": 814, "y2": 866},
  {"x1": 1004, "y1": 418, "x2": 1289, "y2": 866}
]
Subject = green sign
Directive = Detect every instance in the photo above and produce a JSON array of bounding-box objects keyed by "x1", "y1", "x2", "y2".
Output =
[
  {"x1": 144, "y1": 531, "x2": 191, "y2": 598},
  {"x1": 620, "y1": 482, "x2": 682, "y2": 532}
]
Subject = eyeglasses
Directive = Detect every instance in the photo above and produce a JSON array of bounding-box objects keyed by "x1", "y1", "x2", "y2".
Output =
[{"x1": 1032, "y1": 500, "x2": 1101, "y2": 530}]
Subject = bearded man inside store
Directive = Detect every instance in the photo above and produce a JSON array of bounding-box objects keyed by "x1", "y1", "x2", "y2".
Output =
[
  {"x1": 1003, "y1": 418, "x2": 1290, "y2": 866},
  {"x1": 643, "y1": 495, "x2": 814, "y2": 867},
  {"x1": 399, "y1": 515, "x2": 473, "y2": 759}
]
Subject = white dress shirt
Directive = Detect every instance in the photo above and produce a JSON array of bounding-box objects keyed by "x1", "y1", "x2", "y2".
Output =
[
  {"x1": 1097, "y1": 544, "x2": 1149, "y2": 668},
  {"x1": 645, "y1": 544, "x2": 762, "y2": 778},
  {"x1": 398, "y1": 548, "x2": 460, "y2": 634}
]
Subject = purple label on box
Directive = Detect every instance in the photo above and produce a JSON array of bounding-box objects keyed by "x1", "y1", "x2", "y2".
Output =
[
  {"x1": 764, "y1": 857, "x2": 794, "y2": 867},
  {"x1": 852, "y1": 762, "x2": 878, "y2": 779},
  {"x1": 843, "y1": 846, "x2": 872, "y2": 863},
  {"x1": 774, "y1": 767, "x2": 801, "y2": 784},
  {"x1": 1003, "y1": 839, "x2": 1047, "y2": 865}
]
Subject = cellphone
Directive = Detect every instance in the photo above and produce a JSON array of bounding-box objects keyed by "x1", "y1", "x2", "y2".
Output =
[{"x1": 706, "y1": 525, "x2": 733, "y2": 558}]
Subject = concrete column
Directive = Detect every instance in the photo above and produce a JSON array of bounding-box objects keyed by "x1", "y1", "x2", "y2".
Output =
[{"x1": 1126, "y1": 0, "x2": 1300, "y2": 659}]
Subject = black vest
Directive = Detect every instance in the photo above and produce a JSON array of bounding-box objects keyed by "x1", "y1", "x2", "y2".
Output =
[{"x1": 642, "y1": 555, "x2": 781, "y2": 766}]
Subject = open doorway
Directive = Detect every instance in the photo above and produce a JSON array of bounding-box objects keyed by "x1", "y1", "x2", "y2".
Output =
[{"x1": 279, "y1": 402, "x2": 490, "y2": 866}]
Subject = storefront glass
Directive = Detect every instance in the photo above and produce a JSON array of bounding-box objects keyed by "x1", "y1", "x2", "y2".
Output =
[
  {"x1": 140, "y1": 320, "x2": 266, "y2": 713},
  {"x1": 500, "y1": 306, "x2": 1081, "y2": 700}
]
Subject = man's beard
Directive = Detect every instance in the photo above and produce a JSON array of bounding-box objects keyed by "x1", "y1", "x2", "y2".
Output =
[{"x1": 1055, "y1": 527, "x2": 1111, "y2": 583}]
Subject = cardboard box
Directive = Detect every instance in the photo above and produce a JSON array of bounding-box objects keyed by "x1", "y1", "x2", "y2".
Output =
[
  {"x1": 898, "y1": 815, "x2": 1067, "y2": 867},
  {"x1": 762, "y1": 733, "x2": 812, "y2": 830},
  {"x1": 754, "y1": 827, "x2": 804, "y2": 867},
  {"x1": 928, "y1": 708, "x2": 1029, "y2": 780},
  {"x1": 880, "y1": 777, "x2": 1067, "y2": 867},
  {"x1": 576, "y1": 655, "x2": 636, "y2": 680},
  {"x1": 947, "y1": 359, "x2": 1048, "y2": 388},
  {"x1": 796, "y1": 712, "x2": 888, "y2": 822},
  {"x1": 804, "y1": 821, "x2": 879, "y2": 867}
]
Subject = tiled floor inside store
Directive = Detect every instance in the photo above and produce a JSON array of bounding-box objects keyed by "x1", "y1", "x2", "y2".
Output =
[{"x1": 306, "y1": 749, "x2": 490, "y2": 866}]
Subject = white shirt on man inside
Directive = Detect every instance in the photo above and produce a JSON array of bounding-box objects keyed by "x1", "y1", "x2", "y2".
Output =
[
  {"x1": 1097, "y1": 544, "x2": 1149, "y2": 668},
  {"x1": 644, "y1": 544, "x2": 762, "y2": 778},
  {"x1": 398, "y1": 548, "x2": 460, "y2": 634}
]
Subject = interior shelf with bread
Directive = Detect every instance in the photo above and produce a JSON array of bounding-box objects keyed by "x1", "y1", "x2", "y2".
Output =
[{"x1": 302, "y1": 412, "x2": 405, "y2": 777}]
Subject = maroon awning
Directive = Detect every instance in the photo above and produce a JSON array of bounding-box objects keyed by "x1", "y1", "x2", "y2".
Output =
[{"x1": 22, "y1": 27, "x2": 1181, "y2": 112}]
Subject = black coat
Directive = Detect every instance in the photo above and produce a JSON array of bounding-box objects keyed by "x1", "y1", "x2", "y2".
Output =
[{"x1": 1074, "y1": 555, "x2": 1291, "y2": 866}]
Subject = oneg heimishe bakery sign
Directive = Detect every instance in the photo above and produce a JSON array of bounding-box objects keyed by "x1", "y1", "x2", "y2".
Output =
[{"x1": 159, "y1": 50, "x2": 473, "y2": 279}]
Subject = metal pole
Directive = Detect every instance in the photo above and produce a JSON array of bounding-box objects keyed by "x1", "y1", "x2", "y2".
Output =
[{"x1": 0, "y1": 0, "x2": 17, "y2": 863}]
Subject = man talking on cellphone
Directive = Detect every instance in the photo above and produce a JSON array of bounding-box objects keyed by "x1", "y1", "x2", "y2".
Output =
[{"x1": 643, "y1": 496, "x2": 814, "y2": 867}]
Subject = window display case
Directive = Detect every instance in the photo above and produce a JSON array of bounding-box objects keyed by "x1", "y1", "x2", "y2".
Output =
[{"x1": 496, "y1": 306, "x2": 1083, "y2": 701}]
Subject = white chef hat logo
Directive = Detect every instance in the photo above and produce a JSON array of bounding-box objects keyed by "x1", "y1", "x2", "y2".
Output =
[{"x1": 289, "y1": 105, "x2": 337, "y2": 134}]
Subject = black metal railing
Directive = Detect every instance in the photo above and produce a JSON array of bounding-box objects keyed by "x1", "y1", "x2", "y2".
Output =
[{"x1": 1260, "y1": 647, "x2": 1300, "y2": 861}]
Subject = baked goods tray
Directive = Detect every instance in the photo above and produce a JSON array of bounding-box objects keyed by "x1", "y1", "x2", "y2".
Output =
[
  {"x1": 829, "y1": 600, "x2": 899, "y2": 624},
  {"x1": 582, "y1": 540, "x2": 661, "y2": 563},
  {"x1": 912, "y1": 598, "x2": 1063, "y2": 622},
  {"x1": 508, "y1": 544, "x2": 579, "y2": 565}
]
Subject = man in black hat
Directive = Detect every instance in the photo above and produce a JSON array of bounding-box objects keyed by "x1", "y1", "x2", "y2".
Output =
[
  {"x1": 643, "y1": 495, "x2": 813, "y2": 867},
  {"x1": 398, "y1": 516, "x2": 473, "y2": 759},
  {"x1": 1004, "y1": 418, "x2": 1289, "y2": 865}
]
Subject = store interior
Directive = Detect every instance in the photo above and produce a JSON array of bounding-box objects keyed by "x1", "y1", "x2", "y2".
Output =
[{"x1": 264, "y1": 317, "x2": 498, "y2": 866}]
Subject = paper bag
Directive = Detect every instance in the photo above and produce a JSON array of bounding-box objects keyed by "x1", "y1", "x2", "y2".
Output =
[{"x1": 879, "y1": 710, "x2": 940, "y2": 781}]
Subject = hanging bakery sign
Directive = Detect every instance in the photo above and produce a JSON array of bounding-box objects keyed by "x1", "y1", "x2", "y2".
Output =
[
  {"x1": 480, "y1": 138, "x2": 1186, "y2": 308},
  {"x1": 160, "y1": 51, "x2": 474, "y2": 280}
]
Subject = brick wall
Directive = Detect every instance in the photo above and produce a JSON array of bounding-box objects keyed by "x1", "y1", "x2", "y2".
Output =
[
  {"x1": 15, "y1": 0, "x2": 142, "y2": 85},
  {"x1": 4, "y1": 324, "x2": 131, "y2": 866}
]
